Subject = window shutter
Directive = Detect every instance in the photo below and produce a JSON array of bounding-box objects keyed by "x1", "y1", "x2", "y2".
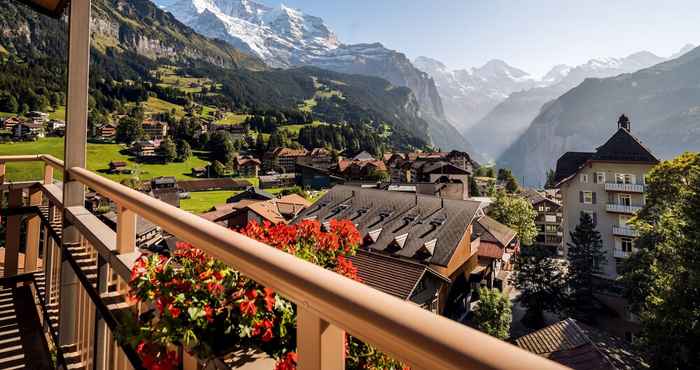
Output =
[
  {"x1": 593, "y1": 212, "x2": 598, "y2": 226},
  {"x1": 593, "y1": 174, "x2": 597, "y2": 184},
  {"x1": 592, "y1": 192, "x2": 597, "y2": 204},
  {"x1": 580, "y1": 191, "x2": 584, "y2": 203}
]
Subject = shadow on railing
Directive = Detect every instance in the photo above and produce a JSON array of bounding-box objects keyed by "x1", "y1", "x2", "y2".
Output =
[{"x1": 0, "y1": 154, "x2": 568, "y2": 370}]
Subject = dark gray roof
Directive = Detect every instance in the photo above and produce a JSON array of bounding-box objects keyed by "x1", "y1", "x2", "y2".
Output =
[
  {"x1": 349, "y1": 249, "x2": 449, "y2": 300},
  {"x1": 475, "y1": 216, "x2": 517, "y2": 247},
  {"x1": 292, "y1": 185, "x2": 482, "y2": 267},
  {"x1": 554, "y1": 128, "x2": 659, "y2": 186},
  {"x1": 420, "y1": 161, "x2": 470, "y2": 176},
  {"x1": 227, "y1": 187, "x2": 274, "y2": 203}
]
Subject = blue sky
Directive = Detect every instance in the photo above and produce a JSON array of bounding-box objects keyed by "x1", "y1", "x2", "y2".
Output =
[{"x1": 266, "y1": 0, "x2": 699, "y2": 77}]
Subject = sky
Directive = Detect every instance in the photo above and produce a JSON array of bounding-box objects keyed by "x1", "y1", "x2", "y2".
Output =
[{"x1": 262, "y1": 0, "x2": 699, "y2": 77}]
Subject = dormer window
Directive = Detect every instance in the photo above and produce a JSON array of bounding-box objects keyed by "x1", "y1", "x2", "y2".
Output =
[
  {"x1": 364, "y1": 228, "x2": 383, "y2": 245},
  {"x1": 415, "y1": 239, "x2": 436, "y2": 259},
  {"x1": 387, "y1": 233, "x2": 408, "y2": 252}
]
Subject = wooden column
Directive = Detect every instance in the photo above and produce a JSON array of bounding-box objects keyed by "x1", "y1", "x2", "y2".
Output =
[
  {"x1": 0, "y1": 162, "x2": 5, "y2": 185},
  {"x1": 4, "y1": 188, "x2": 23, "y2": 277},
  {"x1": 59, "y1": 0, "x2": 91, "y2": 347},
  {"x1": 296, "y1": 307, "x2": 345, "y2": 370},
  {"x1": 24, "y1": 188, "x2": 43, "y2": 272},
  {"x1": 116, "y1": 205, "x2": 137, "y2": 254},
  {"x1": 93, "y1": 255, "x2": 109, "y2": 370},
  {"x1": 44, "y1": 163, "x2": 54, "y2": 185}
]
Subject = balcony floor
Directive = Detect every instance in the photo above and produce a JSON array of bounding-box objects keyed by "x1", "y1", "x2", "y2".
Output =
[{"x1": 0, "y1": 285, "x2": 53, "y2": 369}]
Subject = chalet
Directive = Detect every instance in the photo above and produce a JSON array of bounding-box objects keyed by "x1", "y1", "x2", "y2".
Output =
[
  {"x1": 234, "y1": 156, "x2": 261, "y2": 177},
  {"x1": 132, "y1": 140, "x2": 160, "y2": 158},
  {"x1": 142, "y1": 119, "x2": 168, "y2": 139},
  {"x1": 335, "y1": 159, "x2": 388, "y2": 182},
  {"x1": 108, "y1": 161, "x2": 129, "y2": 174},
  {"x1": 12, "y1": 122, "x2": 45, "y2": 139},
  {"x1": 46, "y1": 120, "x2": 66, "y2": 135},
  {"x1": 227, "y1": 187, "x2": 274, "y2": 204},
  {"x1": 259, "y1": 173, "x2": 296, "y2": 189},
  {"x1": 191, "y1": 167, "x2": 207, "y2": 177},
  {"x1": 97, "y1": 123, "x2": 117, "y2": 140},
  {"x1": 516, "y1": 318, "x2": 649, "y2": 370},
  {"x1": 352, "y1": 151, "x2": 375, "y2": 161},
  {"x1": 203, "y1": 194, "x2": 311, "y2": 228},
  {"x1": 26, "y1": 111, "x2": 49, "y2": 122},
  {"x1": 473, "y1": 216, "x2": 519, "y2": 291},
  {"x1": 1, "y1": 116, "x2": 24, "y2": 131},
  {"x1": 295, "y1": 163, "x2": 345, "y2": 190},
  {"x1": 296, "y1": 147, "x2": 335, "y2": 170},
  {"x1": 521, "y1": 188, "x2": 563, "y2": 254},
  {"x1": 293, "y1": 185, "x2": 486, "y2": 316},
  {"x1": 262, "y1": 147, "x2": 308, "y2": 173}
]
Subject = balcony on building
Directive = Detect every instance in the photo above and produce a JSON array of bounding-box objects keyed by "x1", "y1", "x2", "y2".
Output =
[
  {"x1": 604, "y1": 182, "x2": 645, "y2": 193},
  {"x1": 606, "y1": 203, "x2": 643, "y2": 214},
  {"x1": 612, "y1": 225, "x2": 640, "y2": 237},
  {"x1": 613, "y1": 249, "x2": 635, "y2": 259}
]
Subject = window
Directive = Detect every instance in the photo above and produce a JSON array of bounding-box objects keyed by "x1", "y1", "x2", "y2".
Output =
[
  {"x1": 582, "y1": 191, "x2": 595, "y2": 204},
  {"x1": 545, "y1": 224, "x2": 558, "y2": 233},
  {"x1": 545, "y1": 214, "x2": 557, "y2": 223},
  {"x1": 615, "y1": 173, "x2": 636, "y2": 184},
  {"x1": 619, "y1": 194, "x2": 632, "y2": 206},
  {"x1": 538, "y1": 205, "x2": 545, "y2": 212},
  {"x1": 595, "y1": 172, "x2": 606, "y2": 184},
  {"x1": 580, "y1": 174, "x2": 589, "y2": 183},
  {"x1": 621, "y1": 237, "x2": 634, "y2": 252}
]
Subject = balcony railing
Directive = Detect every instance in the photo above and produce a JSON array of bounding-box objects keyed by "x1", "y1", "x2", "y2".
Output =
[
  {"x1": 604, "y1": 182, "x2": 644, "y2": 193},
  {"x1": 613, "y1": 249, "x2": 633, "y2": 258},
  {"x1": 612, "y1": 225, "x2": 640, "y2": 237},
  {"x1": 606, "y1": 203, "x2": 643, "y2": 214},
  {"x1": 0, "y1": 154, "x2": 565, "y2": 370}
]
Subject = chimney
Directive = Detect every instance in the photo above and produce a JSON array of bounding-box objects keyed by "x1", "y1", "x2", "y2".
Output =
[{"x1": 618, "y1": 114, "x2": 631, "y2": 131}]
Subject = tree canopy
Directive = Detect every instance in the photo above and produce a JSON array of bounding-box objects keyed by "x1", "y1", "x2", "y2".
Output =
[
  {"x1": 472, "y1": 287, "x2": 512, "y2": 339},
  {"x1": 620, "y1": 152, "x2": 700, "y2": 368},
  {"x1": 489, "y1": 191, "x2": 538, "y2": 246},
  {"x1": 566, "y1": 212, "x2": 605, "y2": 319}
]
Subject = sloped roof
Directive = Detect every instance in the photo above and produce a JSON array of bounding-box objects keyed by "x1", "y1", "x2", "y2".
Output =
[
  {"x1": 516, "y1": 318, "x2": 649, "y2": 370},
  {"x1": 477, "y1": 241, "x2": 504, "y2": 259},
  {"x1": 352, "y1": 151, "x2": 375, "y2": 161},
  {"x1": 521, "y1": 188, "x2": 560, "y2": 208},
  {"x1": 348, "y1": 249, "x2": 449, "y2": 300},
  {"x1": 273, "y1": 147, "x2": 308, "y2": 157},
  {"x1": 292, "y1": 185, "x2": 482, "y2": 267},
  {"x1": 420, "y1": 161, "x2": 470, "y2": 176},
  {"x1": 554, "y1": 127, "x2": 659, "y2": 187},
  {"x1": 475, "y1": 216, "x2": 517, "y2": 248}
]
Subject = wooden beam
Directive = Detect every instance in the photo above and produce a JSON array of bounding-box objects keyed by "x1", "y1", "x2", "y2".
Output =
[
  {"x1": 116, "y1": 205, "x2": 137, "y2": 254},
  {"x1": 24, "y1": 189, "x2": 43, "y2": 272},
  {"x1": 297, "y1": 307, "x2": 345, "y2": 370},
  {"x1": 4, "y1": 188, "x2": 24, "y2": 277}
]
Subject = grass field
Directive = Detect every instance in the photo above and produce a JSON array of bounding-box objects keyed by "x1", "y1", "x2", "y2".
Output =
[
  {"x1": 180, "y1": 190, "x2": 238, "y2": 214},
  {"x1": 216, "y1": 112, "x2": 250, "y2": 125},
  {"x1": 0, "y1": 138, "x2": 209, "y2": 182}
]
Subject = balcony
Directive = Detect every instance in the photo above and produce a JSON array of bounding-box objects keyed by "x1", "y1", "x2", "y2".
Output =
[
  {"x1": 0, "y1": 154, "x2": 567, "y2": 370},
  {"x1": 604, "y1": 182, "x2": 644, "y2": 193},
  {"x1": 612, "y1": 225, "x2": 640, "y2": 237},
  {"x1": 606, "y1": 203, "x2": 643, "y2": 214},
  {"x1": 613, "y1": 249, "x2": 633, "y2": 258}
]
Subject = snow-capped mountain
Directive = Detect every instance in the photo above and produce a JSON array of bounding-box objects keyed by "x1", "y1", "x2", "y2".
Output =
[
  {"x1": 413, "y1": 57, "x2": 539, "y2": 132},
  {"x1": 154, "y1": 0, "x2": 478, "y2": 155}
]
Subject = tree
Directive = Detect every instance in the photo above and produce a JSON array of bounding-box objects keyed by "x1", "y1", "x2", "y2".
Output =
[
  {"x1": 497, "y1": 168, "x2": 519, "y2": 193},
  {"x1": 176, "y1": 140, "x2": 192, "y2": 162},
  {"x1": 566, "y1": 212, "x2": 605, "y2": 317},
  {"x1": 158, "y1": 137, "x2": 177, "y2": 163},
  {"x1": 209, "y1": 160, "x2": 226, "y2": 178},
  {"x1": 469, "y1": 176, "x2": 481, "y2": 197},
  {"x1": 255, "y1": 132, "x2": 267, "y2": 155},
  {"x1": 0, "y1": 94, "x2": 18, "y2": 113},
  {"x1": 208, "y1": 131, "x2": 236, "y2": 165},
  {"x1": 116, "y1": 117, "x2": 144, "y2": 143},
  {"x1": 511, "y1": 246, "x2": 567, "y2": 328},
  {"x1": 472, "y1": 287, "x2": 512, "y2": 339},
  {"x1": 544, "y1": 168, "x2": 557, "y2": 189},
  {"x1": 620, "y1": 153, "x2": 700, "y2": 368},
  {"x1": 489, "y1": 191, "x2": 537, "y2": 246}
]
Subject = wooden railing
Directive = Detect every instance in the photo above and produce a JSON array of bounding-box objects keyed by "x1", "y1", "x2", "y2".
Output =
[{"x1": 0, "y1": 154, "x2": 567, "y2": 370}]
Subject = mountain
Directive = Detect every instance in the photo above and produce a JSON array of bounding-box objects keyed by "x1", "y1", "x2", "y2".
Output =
[
  {"x1": 498, "y1": 45, "x2": 700, "y2": 186},
  {"x1": 465, "y1": 51, "x2": 670, "y2": 160},
  {"x1": 413, "y1": 57, "x2": 539, "y2": 133},
  {"x1": 154, "y1": 0, "x2": 477, "y2": 155},
  {"x1": 1, "y1": 0, "x2": 433, "y2": 151}
]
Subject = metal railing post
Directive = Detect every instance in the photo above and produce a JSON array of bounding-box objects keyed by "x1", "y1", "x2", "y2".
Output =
[
  {"x1": 297, "y1": 307, "x2": 345, "y2": 370},
  {"x1": 60, "y1": 0, "x2": 91, "y2": 347}
]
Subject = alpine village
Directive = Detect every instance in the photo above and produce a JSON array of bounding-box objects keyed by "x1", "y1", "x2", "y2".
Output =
[{"x1": 0, "y1": 0, "x2": 697, "y2": 369}]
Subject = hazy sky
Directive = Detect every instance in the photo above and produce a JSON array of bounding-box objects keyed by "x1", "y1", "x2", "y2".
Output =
[{"x1": 266, "y1": 0, "x2": 699, "y2": 77}]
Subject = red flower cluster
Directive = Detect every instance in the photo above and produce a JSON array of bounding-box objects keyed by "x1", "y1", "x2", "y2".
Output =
[
  {"x1": 275, "y1": 352, "x2": 298, "y2": 370},
  {"x1": 136, "y1": 340, "x2": 178, "y2": 370}
]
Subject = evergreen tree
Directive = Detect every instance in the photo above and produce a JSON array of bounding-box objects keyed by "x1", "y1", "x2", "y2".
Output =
[
  {"x1": 620, "y1": 153, "x2": 700, "y2": 368},
  {"x1": 115, "y1": 117, "x2": 144, "y2": 143},
  {"x1": 159, "y1": 137, "x2": 177, "y2": 163},
  {"x1": 176, "y1": 140, "x2": 192, "y2": 162},
  {"x1": 472, "y1": 287, "x2": 512, "y2": 339},
  {"x1": 511, "y1": 246, "x2": 567, "y2": 328},
  {"x1": 489, "y1": 190, "x2": 538, "y2": 246},
  {"x1": 544, "y1": 169, "x2": 557, "y2": 189},
  {"x1": 469, "y1": 176, "x2": 481, "y2": 197},
  {"x1": 209, "y1": 160, "x2": 226, "y2": 178},
  {"x1": 208, "y1": 131, "x2": 236, "y2": 166},
  {"x1": 566, "y1": 212, "x2": 605, "y2": 317},
  {"x1": 255, "y1": 133, "x2": 267, "y2": 155},
  {"x1": 0, "y1": 94, "x2": 18, "y2": 113}
]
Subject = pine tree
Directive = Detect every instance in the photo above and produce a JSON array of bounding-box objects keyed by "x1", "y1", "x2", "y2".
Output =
[
  {"x1": 159, "y1": 137, "x2": 177, "y2": 163},
  {"x1": 472, "y1": 287, "x2": 512, "y2": 339},
  {"x1": 566, "y1": 212, "x2": 605, "y2": 317},
  {"x1": 544, "y1": 169, "x2": 557, "y2": 189},
  {"x1": 209, "y1": 160, "x2": 226, "y2": 178},
  {"x1": 116, "y1": 117, "x2": 144, "y2": 143},
  {"x1": 176, "y1": 140, "x2": 192, "y2": 162},
  {"x1": 511, "y1": 246, "x2": 567, "y2": 328}
]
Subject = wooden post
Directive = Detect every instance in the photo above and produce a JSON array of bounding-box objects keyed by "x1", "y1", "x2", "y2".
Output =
[
  {"x1": 44, "y1": 163, "x2": 54, "y2": 185},
  {"x1": 296, "y1": 307, "x2": 345, "y2": 370},
  {"x1": 4, "y1": 188, "x2": 23, "y2": 277},
  {"x1": 59, "y1": 0, "x2": 91, "y2": 347},
  {"x1": 94, "y1": 255, "x2": 109, "y2": 370},
  {"x1": 0, "y1": 162, "x2": 5, "y2": 185},
  {"x1": 116, "y1": 205, "x2": 137, "y2": 254},
  {"x1": 25, "y1": 188, "x2": 43, "y2": 272}
]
